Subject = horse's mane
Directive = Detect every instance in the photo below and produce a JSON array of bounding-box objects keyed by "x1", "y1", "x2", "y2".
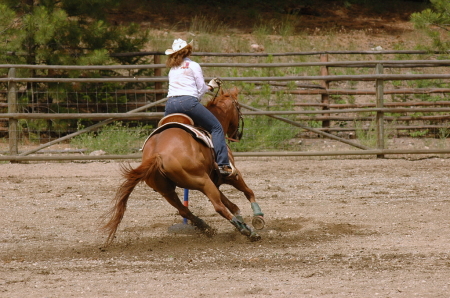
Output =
[{"x1": 206, "y1": 87, "x2": 239, "y2": 108}]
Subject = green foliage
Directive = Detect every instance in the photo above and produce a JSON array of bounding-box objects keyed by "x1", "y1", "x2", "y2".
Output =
[
  {"x1": 251, "y1": 14, "x2": 299, "y2": 38},
  {"x1": 439, "y1": 127, "x2": 450, "y2": 139},
  {"x1": 253, "y1": 21, "x2": 272, "y2": 44},
  {"x1": 17, "y1": 118, "x2": 64, "y2": 144},
  {"x1": 355, "y1": 118, "x2": 398, "y2": 148},
  {"x1": 354, "y1": 120, "x2": 377, "y2": 148},
  {"x1": 0, "y1": 0, "x2": 154, "y2": 139},
  {"x1": 277, "y1": 15, "x2": 299, "y2": 37},
  {"x1": 0, "y1": 0, "x2": 149, "y2": 65},
  {"x1": 409, "y1": 129, "x2": 428, "y2": 137},
  {"x1": 18, "y1": 119, "x2": 48, "y2": 135},
  {"x1": 331, "y1": 95, "x2": 346, "y2": 104},
  {"x1": 71, "y1": 122, "x2": 150, "y2": 154},
  {"x1": 230, "y1": 91, "x2": 298, "y2": 152},
  {"x1": 230, "y1": 116, "x2": 298, "y2": 152},
  {"x1": 410, "y1": 0, "x2": 450, "y2": 51}
]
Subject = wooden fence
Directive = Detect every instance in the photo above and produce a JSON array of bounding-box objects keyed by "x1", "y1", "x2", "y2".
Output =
[{"x1": 2, "y1": 50, "x2": 450, "y2": 161}]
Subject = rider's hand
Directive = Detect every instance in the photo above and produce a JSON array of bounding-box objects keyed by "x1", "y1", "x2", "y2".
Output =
[{"x1": 208, "y1": 78, "x2": 222, "y2": 90}]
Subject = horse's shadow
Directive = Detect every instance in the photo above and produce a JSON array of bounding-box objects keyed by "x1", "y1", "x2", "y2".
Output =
[
  {"x1": 1, "y1": 217, "x2": 375, "y2": 267},
  {"x1": 100, "y1": 216, "x2": 374, "y2": 253}
]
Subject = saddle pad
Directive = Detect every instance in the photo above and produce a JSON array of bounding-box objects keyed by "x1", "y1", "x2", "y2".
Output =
[{"x1": 141, "y1": 123, "x2": 214, "y2": 150}]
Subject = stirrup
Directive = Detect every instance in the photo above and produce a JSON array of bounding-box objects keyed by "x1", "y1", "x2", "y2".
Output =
[{"x1": 219, "y1": 165, "x2": 233, "y2": 176}]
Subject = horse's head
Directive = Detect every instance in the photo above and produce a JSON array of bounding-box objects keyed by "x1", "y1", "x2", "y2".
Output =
[{"x1": 206, "y1": 87, "x2": 243, "y2": 142}]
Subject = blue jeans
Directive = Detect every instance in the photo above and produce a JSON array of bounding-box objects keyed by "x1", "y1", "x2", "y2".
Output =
[{"x1": 165, "y1": 95, "x2": 230, "y2": 166}]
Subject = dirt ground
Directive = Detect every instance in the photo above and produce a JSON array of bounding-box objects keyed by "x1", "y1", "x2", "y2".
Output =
[{"x1": 1, "y1": 156, "x2": 450, "y2": 297}]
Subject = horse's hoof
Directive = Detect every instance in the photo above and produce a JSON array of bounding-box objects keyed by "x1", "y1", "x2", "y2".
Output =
[
  {"x1": 192, "y1": 218, "x2": 216, "y2": 237},
  {"x1": 249, "y1": 231, "x2": 262, "y2": 242},
  {"x1": 252, "y1": 216, "x2": 265, "y2": 230},
  {"x1": 200, "y1": 227, "x2": 217, "y2": 238},
  {"x1": 197, "y1": 226, "x2": 217, "y2": 238},
  {"x1": 242, "y1": 228, "x2": 251, "y2": 236}
]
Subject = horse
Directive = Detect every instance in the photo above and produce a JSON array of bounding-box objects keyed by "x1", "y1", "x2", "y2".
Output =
[{"x1": 102, "y1": 87, "x2": 264, "y2": 244}]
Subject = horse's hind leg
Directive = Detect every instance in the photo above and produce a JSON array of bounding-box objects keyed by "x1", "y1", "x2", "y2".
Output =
[
  {"x1": 160, "y1": 189, "x2": 216, "y2": 237},
  {"x1": 144, "y1": 168, "x2": 215, "y2": 236}
]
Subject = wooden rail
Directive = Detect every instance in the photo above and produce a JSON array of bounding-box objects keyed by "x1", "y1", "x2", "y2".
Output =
[
  {"x1": 3, "y1": 60, "x2": 450, "y2": 70},
  {"x1": 107, "y1": 50, "x2": 450, "y2": 57},
  {"x1": 2, "y1": 108, "x2": 450, "y2": 120},
  {"x1": 2, "y1": 149, "x2": 450, "y2": 162},
  {"x1": 1, "y1": 73, "x2": 450, "y2": 83},
  {"x1": 2, "y1": 56, "x2": 450, "y2": 161}
]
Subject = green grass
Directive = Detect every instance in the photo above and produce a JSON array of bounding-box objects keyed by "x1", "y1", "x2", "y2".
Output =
[
  {"x1": 229, "y1": 90, "x2": 300, "y2": 152},
  {"x1": 70, "y1": 122, "x2": 150, "y2": 154},
  {"x1": 229, "y1": 116, "x2": 298, "y2": 152}
]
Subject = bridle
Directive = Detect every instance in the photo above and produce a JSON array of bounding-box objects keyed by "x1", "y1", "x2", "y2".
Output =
[
  {"x1": 211, "y1": 87, "x2": 244, "y2": 143},
  {"x1": 229, "y1": 97, "x2": 244, "y2": 142}
]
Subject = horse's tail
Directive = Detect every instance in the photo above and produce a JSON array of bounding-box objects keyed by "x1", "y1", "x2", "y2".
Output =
[{"x1": 101, "y1": 154, "x2": 162, "y2": 246}]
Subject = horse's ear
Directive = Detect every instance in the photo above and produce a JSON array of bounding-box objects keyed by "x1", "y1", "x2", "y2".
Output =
[
  {"x1": 220, "y1": 87, "x2": 225, "y2": 96},
  {"x1": 229, "y1": 86, "x2": 240, "y2": 98}
]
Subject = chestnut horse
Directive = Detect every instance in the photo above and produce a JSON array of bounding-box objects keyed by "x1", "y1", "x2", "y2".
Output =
[{"x1": 102, "y1": 87, "x2": 264, "y2": 244}]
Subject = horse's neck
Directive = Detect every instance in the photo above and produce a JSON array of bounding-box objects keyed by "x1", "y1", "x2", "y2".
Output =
[{"x1": 207, "y1": 103, "x2": 231, "y2": 133}]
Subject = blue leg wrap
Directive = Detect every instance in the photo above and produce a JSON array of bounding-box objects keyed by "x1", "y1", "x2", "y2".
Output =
[
  {"x1": 251, "y1": 202, "x2": 264, "y2": 216},
  {"x1": 230, "y1": 216, "x2": 251, "y2": 236}
]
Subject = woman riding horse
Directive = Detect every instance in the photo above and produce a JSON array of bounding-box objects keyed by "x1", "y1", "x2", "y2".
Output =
[
  {"x1": 164, "y1": 38, "x2": 232, "y2": 176},
  {"x1": 100, "y1": 40, "x2": 265, "y2": 244}
]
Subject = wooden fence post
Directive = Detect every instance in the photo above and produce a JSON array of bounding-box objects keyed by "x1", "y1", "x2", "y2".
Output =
[
  {"x1": 154, "y1": 54, "x2": 163, "y2": 101},
  {"x1": 376, "y1": 63, "x2": 385, "y2": 158},
  {"x1": 8, "y1": 68, "x2": 19, "y2": 159},
  {"x1": 320, "y1": 54, "x2": 330, "y2": 129}
]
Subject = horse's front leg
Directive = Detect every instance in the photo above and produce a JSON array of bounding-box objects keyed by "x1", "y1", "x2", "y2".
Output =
[
  {"x1": 218, "y1": 190, "x2": 243, "y2": 221},
  {"x1": 218, "y1": 189, "x2": 261, "y2": 241},
  {"x1": 226, "y1": 168, "x2": 265, "y2": 230},
  {"x1": 203, "y1": 180, "x2": 261, "y2": 241}
]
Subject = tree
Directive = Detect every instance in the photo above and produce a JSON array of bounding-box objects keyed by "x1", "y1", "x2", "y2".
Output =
[
  {"x1": 410, "y1": 0, "x2": 450, "y2": 50},
  {"x1": 0, "y1": 0, "x2": 149, "y2": 66},
  {"x1": 0, "y1": 1, "x2": 153, "y2": 139}
]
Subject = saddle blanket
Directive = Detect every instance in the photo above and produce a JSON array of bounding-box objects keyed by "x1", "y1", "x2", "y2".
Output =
[{"x1": 141, "y1": 123, "x2": 214, "y2": 150}]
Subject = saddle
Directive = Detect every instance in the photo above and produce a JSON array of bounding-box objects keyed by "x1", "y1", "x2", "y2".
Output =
[
  {"x1": 158, "y1": 113, "x2": 194, "y2": 126},
  {"x1": 141, "y1": 113, "x2": 214, "y2": 150}
]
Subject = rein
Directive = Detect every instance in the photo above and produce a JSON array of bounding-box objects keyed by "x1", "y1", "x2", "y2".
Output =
[
  {"x1": 230, "y1": 97, "x2": 244, "y2": 142},
  {"x1": 211, "y1": 86, "x2": 244, "y2": 143}
]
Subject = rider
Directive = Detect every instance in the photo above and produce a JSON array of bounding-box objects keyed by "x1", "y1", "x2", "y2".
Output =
[{"x1": 164, "y1": 38, "x2": 232, "y2": 176}]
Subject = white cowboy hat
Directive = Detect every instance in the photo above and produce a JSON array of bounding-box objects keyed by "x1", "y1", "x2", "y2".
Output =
[{"x1": 165, "y1": 39, "x2": 193, "y2": 55}]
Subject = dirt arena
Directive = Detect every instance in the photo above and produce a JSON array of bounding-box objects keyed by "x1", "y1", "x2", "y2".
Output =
[{"x1": 1, "y1": 157, "x2": 450, "y2": 297}]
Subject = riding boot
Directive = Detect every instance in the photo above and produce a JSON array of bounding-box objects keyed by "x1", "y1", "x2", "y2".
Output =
[{"x1": 219, "y1": 165, "x2": 233, "y2": 176}]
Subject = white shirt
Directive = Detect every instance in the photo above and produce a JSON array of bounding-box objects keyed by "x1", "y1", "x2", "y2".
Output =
[{"x1": 167, "y1": 58, "x2": 209, "y2": 100}]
